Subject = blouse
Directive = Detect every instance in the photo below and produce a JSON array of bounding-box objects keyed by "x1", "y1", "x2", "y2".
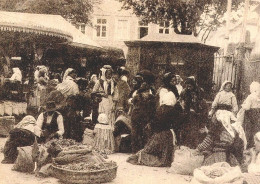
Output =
[
  {"x1": 211, "y1": 91, "x2": 238, "y2": 113},
  {"x1": 159, "y1": 88, "x2": 177, "y2": 106}
]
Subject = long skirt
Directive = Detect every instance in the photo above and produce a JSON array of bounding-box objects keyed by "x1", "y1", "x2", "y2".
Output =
[
  {"x1": 181, "y1": 111, "x2": 208, "y2": 149},
  {"x1": 2, "y1": 128, "x2": 35, "y2": 163},
  {"x1": 99, "y1": 96, "x2": 115, "y2": 126},
  {"x1": 127, "y1": 130, "x2": 174, "y2": 167},
  {"x1": 243, "y1": 108, "x2": 260, "y2": 148},
  {"x1": 203, "y1": 151, "x2": 239, "y2": 167}
]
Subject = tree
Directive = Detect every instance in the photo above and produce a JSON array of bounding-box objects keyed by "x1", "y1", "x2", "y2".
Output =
[
  {"x1": 0, "y1": 0, "x2": 97, "y2": 24},
  {"x1": 122, "y1": 0, "x2": 243, "y2": 35}
]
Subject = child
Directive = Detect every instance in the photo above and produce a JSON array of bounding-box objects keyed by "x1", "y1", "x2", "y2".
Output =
[
  {"x1": 93, "y1": 113, "x2": 115, "y2": 155},
  {"x1": 209, "y1": 81, "x2": 238, "y2": 118}
]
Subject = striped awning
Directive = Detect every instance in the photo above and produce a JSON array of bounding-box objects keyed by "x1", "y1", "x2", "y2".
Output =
[{"x1": 0, "y1": 11, "x2": 73, "y2": 42}]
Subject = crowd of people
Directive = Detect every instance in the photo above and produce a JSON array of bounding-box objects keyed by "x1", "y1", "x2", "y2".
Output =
[{"x1": 1, "y1": 64, "x2": 260, "y2": 176}]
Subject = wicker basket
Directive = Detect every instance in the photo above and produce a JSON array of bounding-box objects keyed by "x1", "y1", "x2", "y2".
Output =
[{"x1": 51, "y1": 163, "x2": 118, "y2": 184}]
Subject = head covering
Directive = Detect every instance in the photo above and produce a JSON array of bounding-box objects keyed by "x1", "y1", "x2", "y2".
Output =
[
  {"x1": 90, "y1": 74, "x2": 98, "y2": 82},
  {"x1": 63, "y1": 68, "x2": 75, "y2": 81},
  {"x1": 15, "y1": 115, "x2": 36, "y2": 134},
  {"x1": 250, "y1": 81, "x2": 260, "y2": 97},
  {"x1": 176, "y1": 75, "x2": 183, "y2": 82},
  {"x1": 219, "y1": 81, "x2": 232, "y2": 92},
  {"x1": 185, "y1": 76, "x2": 196, "y2": 86},
  {"x1": 10, "y1": 67, "x2": 22, "y2": 82},
  {"x1": 162, "y1": 72, "x2": 174, "y2": 86},
  {"x1": 98, "y1": 113, "x2": 108, "y2": 125},
  {"x1": 100, "y1": 65, "x2": 113, "y2": 81},
  {"x1": 254, "y1": 132, "x2": 260, "y2": 142},
  {"x1": 45, "y1": 101, "x2": 57, "y2": 112},
  {"x1": 137, "y1": 69, "x2": 155, "y2": 85}
]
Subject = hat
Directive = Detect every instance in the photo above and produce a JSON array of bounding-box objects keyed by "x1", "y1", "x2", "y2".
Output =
[
  {"x1": 45, "y1": 101, "x2": 57, "y2": 112},
  {"x1": 98, "y1": 113, "x2": 108, "y2": 125}
]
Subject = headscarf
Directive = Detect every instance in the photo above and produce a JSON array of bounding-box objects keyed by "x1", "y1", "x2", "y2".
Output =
[
  {"x1": 100, "y1": 65, "x2": 114, "y2": 95},
  {"x1": 176, "y1": 75, "x2": 183, "y2": 83},
  {"x1": 162, "y1": 72, "x2": 179, "y2": 99},
  {"x1": 10, "y1": 67, "x2": 22, "y2": 82},
  {"x1": 63, "y1": 68, "x2": 75, "y2": 81},
  {"x1": 90, "y1": 74, "x2": 98, "y2": 83},
  {"x1": 185, "y1": 76, "x2": 197, "y2": 88},
  {"x1": 219, "y1": 81, "x2": 232, "y2": 92},
  {"x1": 15, "y1": 115, "x2": 37, "y2": 134},
  {"x1": 250, "y1": 81, "x2": 260, "y2": 98}
]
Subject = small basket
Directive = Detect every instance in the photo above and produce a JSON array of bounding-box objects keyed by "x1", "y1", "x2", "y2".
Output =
[{"x1": 51, "y1": 163, "x2": 118, "y2": 184}]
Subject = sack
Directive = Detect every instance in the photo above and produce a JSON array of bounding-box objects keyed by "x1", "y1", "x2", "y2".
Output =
[
  {"x1": 191, "y1": 162, "x2": 243, "y2": 184},
  {"x1": 12, "y1": 146, "x2": 35, "y2": 173},
  {"x1": 168, "y1": 146, "x2": 204, "y2": 175}
]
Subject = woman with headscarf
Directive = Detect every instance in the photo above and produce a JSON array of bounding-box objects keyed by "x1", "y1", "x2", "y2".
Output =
[
  {"x1": 129, "y1": 73, "x2": 156, "y2": 153},
  {"x1": 154, "y1": 72, "x2": 182, "y2": 143},
  {"x1": 179, "y1": 76, "x2": 208, "y2": 148},
  {"x1": 93, "y1": 65, "x2": 118, "y2": 126},
  {"x1": 56, "y1": 68, "x2": 79, "y2": 98},
  {"x1": 209, "y1": 81, "x2": 238, "y2": 118},
  {"x1": 175, "y1": 75, "x2": 183, "y2": 96},
  {"x1": 196, "y1": 111, "x2": 244, "y2": 167},
  {"x1": 237, "y1": 81, "x2": 260, "y2": 148},
  {"x1": 2, "y1": 116, "x2": 38, "y2": 164}
]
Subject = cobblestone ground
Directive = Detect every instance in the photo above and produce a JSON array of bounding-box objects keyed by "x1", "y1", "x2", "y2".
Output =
[{"x1": 0, "y1": 138, "x2": 191, "y2": 184}]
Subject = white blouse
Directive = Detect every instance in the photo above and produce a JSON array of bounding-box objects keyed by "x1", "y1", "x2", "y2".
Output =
[{"x1": 159, "y1": 88, "x2": 177, "y2": 106}]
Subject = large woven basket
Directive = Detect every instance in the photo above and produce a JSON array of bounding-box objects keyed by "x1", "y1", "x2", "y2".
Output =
[{"x1": 51, "y1": 163, "x2": 118, "y2": 184}]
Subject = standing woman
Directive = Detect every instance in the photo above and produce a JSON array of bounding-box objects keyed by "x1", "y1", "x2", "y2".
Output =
[
  {"x1": 93, "y1": 65, "x2": 118, "y2": 126},
  {"x1": 179, "y1": 76, "x2": 208, "y2": 148},
  {"x1": 154, "y1": 72, "x2": 182, "y2": 143},
  {"x1": 237, "y1": 81, "x2": 260, "y2": 148},
  {"x1": 129, "y1": 73, "x2": 156, "y2": 153}
]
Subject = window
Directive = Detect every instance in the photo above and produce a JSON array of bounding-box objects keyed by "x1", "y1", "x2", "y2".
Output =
[
  {"x1": 159, "y1": 21, "x2": 170, "y2": 34},
  {"x1": 80, "y1": 24, "x2": 85, "y2": 34},
  {"x1": 138, "y1": 21, "x2": 148, "y2": 39},
  {"x1": 96, "y1": 18, "x2": 107, "y2": 38},
  {"x1": 116, "y1": 19, "x2": 129, "y2": 40}
]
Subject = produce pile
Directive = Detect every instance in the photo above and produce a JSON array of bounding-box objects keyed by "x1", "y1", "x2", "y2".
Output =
[
  {"x1": 58, "y1": 161, "x2": 117, "y2": 171},
  {"x1": 49, "y1": 139, "x2": 116, "y2": 173},
  {"x1": 204, "y1": 167, "x2": 229, "y2": 179}
]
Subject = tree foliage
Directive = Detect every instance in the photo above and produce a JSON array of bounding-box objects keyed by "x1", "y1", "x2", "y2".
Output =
[
  {"x1": 0, "y1": 0, "x2": 96, "y2": 24},
  {"x1": 122, "y1": 0, "x2": 243, "y2": 35}
]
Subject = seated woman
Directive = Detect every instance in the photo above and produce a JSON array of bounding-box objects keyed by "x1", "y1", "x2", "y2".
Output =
[
  {"x1": 126, "y1": 72, "x2": 178, "y2": 167},
  {"x1": 35, "y1": 101, "x2": 64, "y2": 143},
  {"x1": 196, "y1": 111, "x2": 244, "y2": 167},
  {"x1": 2, "y1": 116, "x2": 38, "y2": 164},
  {"x1": 237, "y1": 81, "x2": 260, "y2": 148}
]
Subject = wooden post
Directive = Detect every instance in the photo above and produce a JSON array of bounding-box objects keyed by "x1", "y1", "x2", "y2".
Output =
[{"x1": 224, "y1": 0, "x2": 232, "y2": 55}]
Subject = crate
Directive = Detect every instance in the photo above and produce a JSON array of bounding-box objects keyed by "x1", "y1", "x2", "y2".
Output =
[{"x1": 0, "y1": 116, "x2": 15, "y2": 136}]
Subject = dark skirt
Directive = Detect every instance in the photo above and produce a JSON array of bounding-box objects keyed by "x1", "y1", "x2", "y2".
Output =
[
  {"x1": 2, "y1": 128, "x2": 35, "y2": 163},
  {"x1": 127, "y1": 130, "x2": 174, "y2": 167},
  {"x1": 181, "y1": 111, "x2": 208, "y2": 149},
  {"x1": 243, "y1": 108, "x2": 260, "y2": 149},
  {"x1": 203, "y1": 151, "x2": 239, "y2": 167}
]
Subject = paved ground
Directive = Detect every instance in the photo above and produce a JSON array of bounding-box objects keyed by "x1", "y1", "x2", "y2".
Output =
[{"x1": 0, "y1": 138, "x2": 191, "y2": 184}]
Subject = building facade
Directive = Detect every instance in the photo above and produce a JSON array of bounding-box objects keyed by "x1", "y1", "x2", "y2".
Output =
[{"x1": 81, "y1": 0, "x2": 175, "y2": 56}]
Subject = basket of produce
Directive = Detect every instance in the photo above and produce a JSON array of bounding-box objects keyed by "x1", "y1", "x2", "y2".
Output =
[
  {"x1": 51, "y1": 160, "x2": 117, "y2": 184},
  {"x1": 49, "y1": 139, "x2": 118, "y2": 184}
]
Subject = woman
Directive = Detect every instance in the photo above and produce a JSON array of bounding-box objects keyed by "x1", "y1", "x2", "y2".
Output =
[
  {"x1": 196, "y1": 112, "x2": 244, "y2": 167},
  {"x1": 2, "y1": 116, "x2": 38, "y2": 164},
  {"x1": 56, "y1": 68, "x2": 79, "y2": 98},
  {"x1": 35, "y1": 100, "x2": 64, "y2": 143},
  {"x1": 127, "y1": 73, "x2": 178, "y2": 166},
  {"x1": 237, "y1": 81, "x2": 260, "y2": 148},
  {"x1": 209, "y1": 81, "x2": 238, "y2": 118},
  {"x1": 62, "y1": 95, "x2": 84, "y2": 142},
  {"x1": 129, "y1": 73, "x2": 156, "y2": 153},
  {"x1": 93, "y1": 65, "x2": 118, "y2": 126},
  {"x1": 179, "y1": 76, "x2": 208, "y2": 148},
  {"x1": 154, "y1": 72, "x2": 182, "y2": 143}
]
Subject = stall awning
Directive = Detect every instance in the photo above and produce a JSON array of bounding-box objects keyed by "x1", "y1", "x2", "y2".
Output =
[{"x1": 0, "y1": 11, "x2": 101, "y2": 49}]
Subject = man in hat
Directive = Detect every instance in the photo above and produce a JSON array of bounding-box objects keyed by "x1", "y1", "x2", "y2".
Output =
[{"x1": 35, "y1": 100, "x2": 64, "y2": 143}]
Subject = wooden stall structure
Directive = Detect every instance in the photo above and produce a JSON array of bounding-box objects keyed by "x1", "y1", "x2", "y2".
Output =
[{"x1": 125, "y1": 33, "x2": 219, "y2": 100}]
